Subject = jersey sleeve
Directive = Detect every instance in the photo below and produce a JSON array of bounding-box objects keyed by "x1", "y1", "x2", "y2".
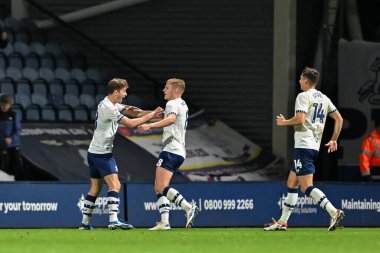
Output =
[
  {"x1": 165, "y1": 100, "x2": 179, "y2": 116},
  {"x1": 327, "y1": 98, "x2": 337, "y2": 114},
  {"x1": 115, "y1": 103, "x2": 126, "y2": 113},
  {"x1": 294, "y1": 93, "x2": 308, "y2": 114},
  {"x1": 104, "y1": 105, "x2": 125, "y2": 123}
]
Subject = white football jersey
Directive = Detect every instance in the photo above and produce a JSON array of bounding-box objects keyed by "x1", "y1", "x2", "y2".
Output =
[
  {"x1": 294, "y1": 88, "x2": 337, "y2": 151},
  {"x1": 88, "y1": 96, "x2": 125, "y2": 154},
  {"x1": 162, "y1": 98, "x2": 189, "y2": 158}
]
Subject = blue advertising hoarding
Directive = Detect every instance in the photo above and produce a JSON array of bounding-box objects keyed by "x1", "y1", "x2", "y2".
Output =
[
  {"x1": 0, "y1": 183, "x2": 125, "y2": 228},
  {"x1": 0, "y1": 182, "x2": 379, "y2": 228}
]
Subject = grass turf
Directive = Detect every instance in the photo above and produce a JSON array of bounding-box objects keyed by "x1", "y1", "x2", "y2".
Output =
[{"x1": 0, "y1": 228, "x2": 379, "y2": 253}]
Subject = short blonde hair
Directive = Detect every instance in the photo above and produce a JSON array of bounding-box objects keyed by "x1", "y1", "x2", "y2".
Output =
[{"x1": 167, "y1": 78, "x2": 185, "y2": 93}]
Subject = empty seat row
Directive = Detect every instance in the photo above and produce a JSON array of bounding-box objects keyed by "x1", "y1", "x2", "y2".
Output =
[{"x1": 12, "y1": 103, "x2": 96, "y2": 122}]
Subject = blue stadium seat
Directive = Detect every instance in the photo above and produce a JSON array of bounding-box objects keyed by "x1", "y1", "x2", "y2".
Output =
[
  {"x1": 57, "y1": 105, "x2": 73, "y2": 122},
  {"x1": 80, "y1": 94, "x2": 96, "y2": 109},
  {"x1": 0, "y1": 78, "x2": 15, "y2": 94},
  {"x1": 81, "y1": 79, "x2": 96, "y2": 96},
  {"x1": 32, "y1": 80, "x2": 48, "y2": 96},
  {"x1": 8, "y1": 52, "x2": 24, "y2": 69},
  {"x1": 22, "y1": 67, "x2": 39, "y2": 82},
  {"x1": 73, "y1": 105, "x2": 89, "y2": 121},
  {"x1": 41, "y1": 104, "x2": 56, "y2": 121},
  {"x1": 14, "y1": 42, "x2": 30, "y2": 57},
  {"x1": 71, "y1": 68, "x2": 87, "y2": 83},
  {"x1": 2, "y1": 43, "x2": 14, "y2": 56},
  {"x1": 30, "y1": 42, "x2": 46, "y2": 56},
  {"x1": 6, "y1": 67, "x2": 22, "y2": 81},
  {"x1": 25, "y1": 104, "x2": 41, "y2": 121},
  {"x1": 39, "y1": 68, "x2": 55, "y2": 83},
  {"x1": 31, "y1": 93, "x2": 48, "y2": 107},
  {"x1": 24, "y1": 52, "x2": 40, "y2": 70},
  {"x1": 86, "y1": 68, "x2": 105, "y2": 85},
  {"x1": 54, "y1": 68, "x2": 71, "y2": 83},
  {"x1": 16, "y1": 78, "x2": 32, "y2": 95},
  {"x1": 14, "y1": 93, "x2": 31, "y2": 109},
  {"x1": 40, "y1": 53, "x2": 55, "y2": 69},
  {"x1": 55, "y1": 53, "x2": 71, "y2": 69},
  {"x1": 64, "y1": 79, "x2": 80, "y2": 96},
  {"x1": 46, "y1": 42, "x2": 62, "y2": 57},
  {"x1": 64, "y1": 94, "x2": 80, "y2": 108},
  {"x1": 0, "y1": 53, "x2": 7, "y2": 69}
]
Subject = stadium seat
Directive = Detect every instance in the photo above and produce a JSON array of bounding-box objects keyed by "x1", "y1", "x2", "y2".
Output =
[
  {"x1": 41, "y1": 104, "x2": 56, "y2": 121},
  {"x1": 73, "y1": 105, "x2": 89, "y2": 121},
  {"x1": 8, "y1": 52, "x2": 24, "y2": 69},
  {"x1": 81, "y1": 79, "x2": 96, "y2": 96},
  {"x1": 31, "y1": 93, "x2": 48, "y2": 107},
  {"x1": 64, "y1": 94, "x2": 80, "y2": 108},
  {"x1": 0, "y1": 68, "x2": 6, "y2": 80},
  {"x1": 32, "y1": 80, "x2": 48, "y2": 96},
  {"x1": 80, "y1": 94, "x2": 96, "y2": 109},
  {"x1": 22, "y1": 67, "x2": 39, "y2": 82},
  {"x1": 48, "y1": 94, "x2": 64, "y2": 108},
  {"x1": 64, "y1": 79, "x2": 80, "y2": 96},
  {"x1": 16, "y1": 78, "x2": 32, "y2": 95},
  {"x1": 6, "y1": 67, "x2": 22, "y2": 81},
  {"x1": 0, "y1": 78, "x2": 15, "y2": 94},
  {"x1": 71, "y1": 68, "x2": 87, "y2": 83},
  {"x1": 30, "y1": 42, "x2": 46, "y2": 56},
  {"x1": 14, "y1": 42, "x2": 30, "y2": 57},
  {"x1": 55, "y1": 53, "x2": 71, "y2": 69},
  {"x1": 86, "y1": 68, "x2": 105, "y2": 85},
  {"x1": 54, "y1": 68, "x2": 71, "y2": 83},
  {"x1": 40, "y1": 53, "x2": 55, "y2": 69},
  {"x1": 49, "y1": 79, "x2": 64, "y2": 95},
  {"x1": 39, "y1": 68, "x2": 55, "y2": 83},
  {"x1": 57, "y1": 105, "x2": 73, "y2": 121},
  {"x1": 24, "y1": 52, "x2": 40, "y2": 70},
  {"x1": 25, "y1": 104, "x2": 41, "y2": 121},
  {"x1": 89, "y1": 108, "x2": 97, "y2": 121},
  {"x1": 1, "y1": 43, "x2": 14, "y2": 56},
  {"x1": 14, "y1": 93, "x2": 31, "y2": 109}
]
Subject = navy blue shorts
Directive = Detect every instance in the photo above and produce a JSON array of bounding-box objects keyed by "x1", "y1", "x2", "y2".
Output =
[
  {"x1": 291, "y1": 148, "x2": 319, "y2": 176},
  {"x1": 156, "y1": 151, "x2": 184, "y2": 173},
  {"x1": 87, "y1": 152, "x2": 118, "y2": 179}
]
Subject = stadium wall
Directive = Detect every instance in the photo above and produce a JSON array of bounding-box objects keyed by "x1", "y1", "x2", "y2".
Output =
[{"x1": 0, "y1": 182, "x2": 379, "y2": 228}]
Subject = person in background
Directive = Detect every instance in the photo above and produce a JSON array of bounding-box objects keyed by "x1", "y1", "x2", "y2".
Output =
[
  {"x1": 0, "y1": 94, "x2": 24, "y2": 180},
  {"x1": 264, "y1": 67, "x2": 344, "y2": 232},
  {"x1": 359, "y1": 124, "x2": 380, "y2": 181}
]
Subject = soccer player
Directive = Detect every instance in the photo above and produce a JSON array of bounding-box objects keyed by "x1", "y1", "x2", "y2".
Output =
[
  {"x1": 79, "y1": 78, "x2": 162, "y2": 230},
  {"x1": 137, "y1": 78, "x2": 199, "y2": 231},
  {"x1": 264, "y1": 67, "x2": 344, "y2": 232}
]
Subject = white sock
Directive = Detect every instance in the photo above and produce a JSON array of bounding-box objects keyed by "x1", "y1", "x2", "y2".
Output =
[
  {"x1": 309, "y1": 188, "x2": 337, "y2": 217},
  {"x1": 107, "y1": 192, "x2": 120, "y2": 223},
  {"x1": 279, "y1": 191, "x2": 298, "y2": 223},
  {"x1": 165, "y1": 188, "x2": 192, "y2": 212},
  {"x1": 156, "y1": 195, "x2": 170, "y2": 224},
  {"x1": 81, "y1": 195, "x2": 96, "y2": 225}
]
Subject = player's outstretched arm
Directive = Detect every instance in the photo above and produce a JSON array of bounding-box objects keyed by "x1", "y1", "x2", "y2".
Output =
[
  {"x1": 122, "y1": 105, "x2": 164, "y2": 118},
  {"x1": 137, "y1": 114, "x2": 176, "y2": 134},
  {"x1": 120, "y1": 107, "x2": 163, "y2": 128}
]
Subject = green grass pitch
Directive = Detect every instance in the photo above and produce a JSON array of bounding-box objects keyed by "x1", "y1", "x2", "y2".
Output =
[{"x1": 0, "y1": 228, "x2": 379, "y2": 253}]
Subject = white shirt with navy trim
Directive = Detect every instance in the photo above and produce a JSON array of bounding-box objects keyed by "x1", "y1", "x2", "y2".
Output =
[
  {"x1": 162, "y1": 98, "x2": 188, "y2": 158},
  {"x1": 88, "y1": 96, "x2": 125, "y2": 154},
  {"x1": 294, "y1": 88, "x2": 337, "y2": 151}
]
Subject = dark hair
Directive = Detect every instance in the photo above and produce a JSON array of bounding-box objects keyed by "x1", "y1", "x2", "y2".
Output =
[
  {"x1": 107, "y1": 78, "x2": 128, "y2": 94},
  {"x1": 0, "y1": 94, "x2": 12, "y2": 104},
  {"x1": 302, "y1": 67, "x2": 320, "y2": 85}
]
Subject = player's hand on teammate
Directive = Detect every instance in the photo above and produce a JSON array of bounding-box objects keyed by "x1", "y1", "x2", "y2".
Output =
[
  {"x1": 325, "y1": 140, "x2": 338, "y2": 153},
  {"x1": 137, "y1": 124, "x2": 151, "y2": 134}
]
